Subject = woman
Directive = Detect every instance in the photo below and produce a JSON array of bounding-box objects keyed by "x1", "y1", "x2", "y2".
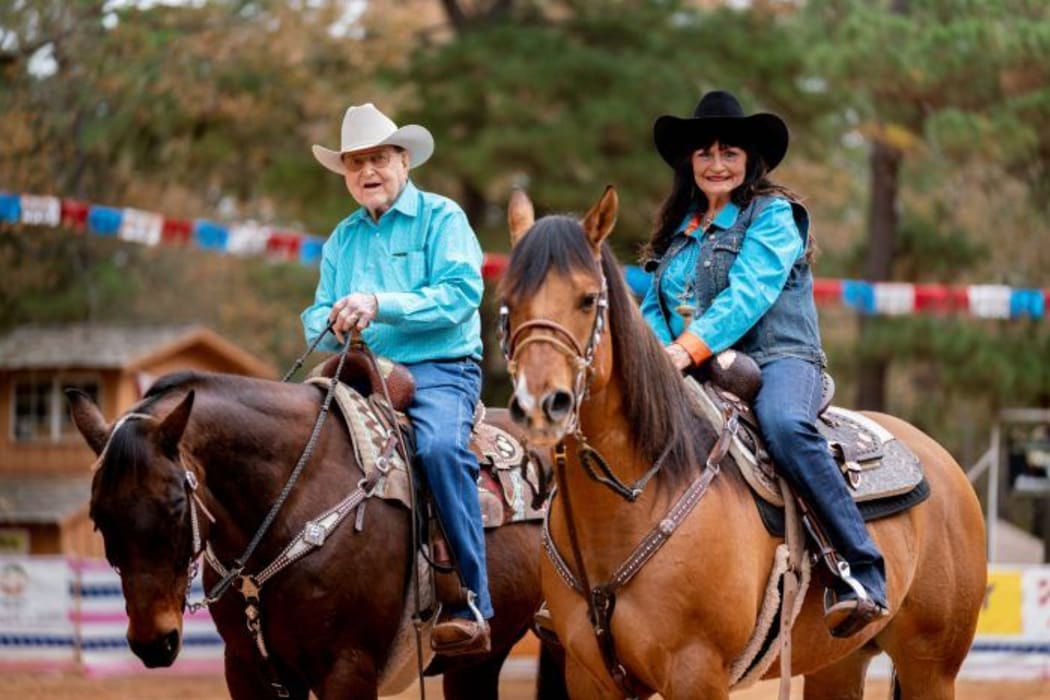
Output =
[{"x1": 640, "y1": 90, "x2": 888, "y2": 636}]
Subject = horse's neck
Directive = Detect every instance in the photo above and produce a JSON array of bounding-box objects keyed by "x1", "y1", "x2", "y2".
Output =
[
  {"x1": 189, "y1": 389, "x2": 333, "y2": 555},
  {"x1": 565, "y1": 377, "x2": 662, "y2": 524}
]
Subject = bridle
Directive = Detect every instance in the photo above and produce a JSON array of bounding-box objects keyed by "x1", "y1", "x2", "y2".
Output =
[
  {"x1": 498, "y1": 253, "x2": 727, "y2": 698},
  {"x1": 91, "y1": 413, "x2": 215, "y2": 589},
  {"x1": 499, "y1": 274, "x2": 609, "y2": 436},
  {"x1": 499, "y1": 270, "x2": 677, "y2": 503}
]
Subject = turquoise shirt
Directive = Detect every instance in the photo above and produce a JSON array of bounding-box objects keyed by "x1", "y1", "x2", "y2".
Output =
[
  {"x1": 301, "y1": 181, "x2": 484, "y2": 363},
  {"x1": 640, "y1": 199, "x2": 803, "y2": 353}
]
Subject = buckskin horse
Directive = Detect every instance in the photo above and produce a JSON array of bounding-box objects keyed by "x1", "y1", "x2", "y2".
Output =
[
  {"x1": 67, "y1": 368, "x2": 567, "y2": 699},
  {"x1": 498, "y1": 186, "x2": 986, "y2": 699}
]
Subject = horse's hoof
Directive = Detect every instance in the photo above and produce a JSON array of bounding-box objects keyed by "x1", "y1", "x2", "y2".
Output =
[
  {"x1": 431, "y1": 618, "x2": 492, "y2": 656},
  {"x1": 825, "y1": 598, "x2": 889, "y2": 638}
]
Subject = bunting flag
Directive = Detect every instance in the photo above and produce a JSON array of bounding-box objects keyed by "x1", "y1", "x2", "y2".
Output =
[{"x1": 1, "y1": 190, "x2": 1046, "y2": 320}]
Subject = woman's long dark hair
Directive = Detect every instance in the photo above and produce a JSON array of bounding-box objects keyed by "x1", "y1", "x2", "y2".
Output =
[{"x1": 641, "y1": 133, "x2": 806, "y2": 263}]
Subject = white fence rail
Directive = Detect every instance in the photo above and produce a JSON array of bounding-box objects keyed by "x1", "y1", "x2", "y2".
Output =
[{"x1": 1, "y1": 557, "x2": 1047, "y2": 680}]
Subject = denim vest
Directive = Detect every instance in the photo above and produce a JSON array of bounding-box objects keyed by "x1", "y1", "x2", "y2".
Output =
[{"x1": 648, "y1": 195, "x2": 824, "y2": 367}]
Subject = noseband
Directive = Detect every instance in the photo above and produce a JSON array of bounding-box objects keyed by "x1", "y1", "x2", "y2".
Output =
[{"x1": 499, "y1": 276, "x2": 609, "y2": 430}]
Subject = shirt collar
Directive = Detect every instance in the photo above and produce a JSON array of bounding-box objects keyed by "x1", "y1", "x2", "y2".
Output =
[
  {"x1": 712, "y1": 201, "x2": 740, "y2": 229},
  {"x1": 674, "y1": 201, "x2": 741, "y2": 236},
  {"x1": 391, "y1": 180, "x2": 419, "y2": 218},
  {"x1": 348, "y1": 180, "x2": 420, "y2": 225}
]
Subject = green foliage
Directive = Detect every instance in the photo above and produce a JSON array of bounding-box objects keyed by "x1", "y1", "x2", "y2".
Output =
[
  {"x1": 1, "y1": 0, "x2": 1048, "y2": 489},
  {"x1": 392, "y1": 0, "x2": 824, "y2": 256}
]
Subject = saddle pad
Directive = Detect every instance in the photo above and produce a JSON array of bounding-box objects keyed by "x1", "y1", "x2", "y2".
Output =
[
  {"x1": 754, "y1": 479, "x2": 931, "y2": 538},
  {"x1": 684, "y1": 376, "x2": 926, "y2": 506},
  {"x1": 309, "y1": 378, "x2": 544, "y2": 527}
]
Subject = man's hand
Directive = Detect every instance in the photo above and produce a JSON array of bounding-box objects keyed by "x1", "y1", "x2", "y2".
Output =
[
  {"x1": 665, "y1": 343, "x2": 693, "y2": 372},
  {"x1": 329, "y1": 293, "x2": 378, "y2": 344}
]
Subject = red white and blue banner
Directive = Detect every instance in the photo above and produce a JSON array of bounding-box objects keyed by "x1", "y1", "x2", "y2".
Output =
[{"x1": 2, "y1": 191, "x2": 1046, "y2": 320}]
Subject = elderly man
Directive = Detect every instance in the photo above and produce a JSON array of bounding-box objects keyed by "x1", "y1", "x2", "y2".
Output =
[{"x1": 301, "y1": 103, "x2": 491, "y2": 655}]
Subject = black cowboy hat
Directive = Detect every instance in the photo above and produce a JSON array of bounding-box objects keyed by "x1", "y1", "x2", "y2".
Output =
[{"x1": 653, "y1": 90, "x2": 789, "y2": 171}]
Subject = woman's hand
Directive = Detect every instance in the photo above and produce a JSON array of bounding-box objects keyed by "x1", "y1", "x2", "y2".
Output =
[
  {"x1": 665, "y1": 343, "x2": 693, "y2": 372},
  {"x1": 329, "y1": 293, "x2": 378, "y2": 344}
]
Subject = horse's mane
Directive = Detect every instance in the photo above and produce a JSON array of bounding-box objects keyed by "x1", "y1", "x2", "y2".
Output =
[
  {"x1": 91, "y1": 371, "x2": 207, "y2": 495},
  {"x1": 501, "y1": 216, "x2": 717, "y2": 492}
]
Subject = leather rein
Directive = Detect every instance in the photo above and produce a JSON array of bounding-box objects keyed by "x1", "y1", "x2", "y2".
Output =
[{"x1": 499, "y1": 274, "x2": 737, "y2": 699}]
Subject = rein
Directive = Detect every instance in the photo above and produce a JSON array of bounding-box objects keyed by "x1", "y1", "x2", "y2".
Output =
[
  {"x1": 180, "y1": 322, "x2": 353, "y2": 698},
  {"x1": 186, "y1": 324, "x2": 431, "y2": 700},
  {"x1": 191, "y1": 322, "x2": 352, "y2": 609},
  {"x1": 500, "y1": 263, "x2": 738, "y2": 697}
]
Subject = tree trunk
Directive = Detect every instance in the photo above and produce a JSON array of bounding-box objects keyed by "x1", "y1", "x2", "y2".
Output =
[
  {"x1": 856, "y1": 137, "x2": 902, "y2": 411},
  {"x1": 459, "y1": 178, "x2": 488, "y2": 230}
]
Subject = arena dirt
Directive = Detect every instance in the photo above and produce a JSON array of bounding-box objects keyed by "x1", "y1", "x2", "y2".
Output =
[{"x1": 0, "y1": 673, "x2": 1046, "y2": 699}]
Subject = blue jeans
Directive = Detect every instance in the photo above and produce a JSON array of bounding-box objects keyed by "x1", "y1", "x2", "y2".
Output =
[
  {"x1": 405, "y1": 359, "x2": 493, "y2": 619},
  {"x1": 752, "y1": 357, "x2": 887, "y2": 606}
]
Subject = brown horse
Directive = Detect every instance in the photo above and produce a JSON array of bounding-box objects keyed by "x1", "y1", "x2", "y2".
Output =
[
  {"x1": 497, "y1": 187, "x2": 986, "y2": 699},
  {"x1": 67, "y1": 370, "x2": 566, "y2": 699}
]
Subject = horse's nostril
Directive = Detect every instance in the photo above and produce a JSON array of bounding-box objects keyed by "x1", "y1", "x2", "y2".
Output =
[
  {"x1": 163, "y1": 629, "x2": 179, "y2": 654},
  {"x1": 542, "y1": 391, "x2": 574, "y2": 422},
  {"x1": 509, "y1": 397, "x2": 527, "y2": 424}
]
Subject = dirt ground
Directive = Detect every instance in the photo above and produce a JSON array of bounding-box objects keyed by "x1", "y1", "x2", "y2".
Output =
[{"x1": 0, "y1": 672, "x2": 1046, "y2": 699}]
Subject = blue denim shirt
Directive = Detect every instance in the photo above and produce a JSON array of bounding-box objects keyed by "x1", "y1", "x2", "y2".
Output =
[
  {"x1": 641, "y1": 195, "x2": 823, "y2": 367},
  {"x1": 301, "y1": 181, "x2": 484, "y2": 363}
]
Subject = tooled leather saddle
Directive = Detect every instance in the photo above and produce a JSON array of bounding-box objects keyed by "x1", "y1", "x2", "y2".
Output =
[
  {"x1": 687, "y1": 351, "x2": 930, "y2": 537},
  {"x1": 309, "y1": 352, "x2": 547, "y2": 529}
]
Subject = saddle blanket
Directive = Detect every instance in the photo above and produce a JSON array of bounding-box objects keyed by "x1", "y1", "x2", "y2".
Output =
[
  {"x1": 683, "y1": 376, "x2": 927, "y2": 509},
  {"x1": 307, "y1": 377, "x2": 545, "y2": 527}
]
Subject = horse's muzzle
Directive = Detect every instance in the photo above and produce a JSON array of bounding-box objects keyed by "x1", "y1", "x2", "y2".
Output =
[
  {"x1": 509, "y1": 388, "x2": 575, "y2": 444},
  {"x1": 129, "y1": 628, "x2": 181, "y2": 668}
]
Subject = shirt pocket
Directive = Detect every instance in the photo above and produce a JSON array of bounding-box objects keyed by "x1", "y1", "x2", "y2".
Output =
[{"x1": 387, "y1": 249, "x2": 428, "y2": 290}]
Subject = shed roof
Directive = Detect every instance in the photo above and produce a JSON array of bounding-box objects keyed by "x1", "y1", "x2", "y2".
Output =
[
  {"x1": 0, "y1": 475, "x2": 91, "y2": 524},
  {"x1": 0, "y1": 323, "x2": 276, "y2": 377}
]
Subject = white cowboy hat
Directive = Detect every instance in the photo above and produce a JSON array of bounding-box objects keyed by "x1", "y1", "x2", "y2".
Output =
[{"x1": 311, "y1": 103, "x2": 434, "y2": 175}]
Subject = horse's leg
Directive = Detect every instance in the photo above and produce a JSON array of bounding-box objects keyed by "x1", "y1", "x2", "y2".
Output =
[
  {"x1": 315, "y1": 654, "x2": 379, "y2": 700},
  {"x1": 442, "y1": 644, "x2": 511, "y2": 700},
  {"x1": 223, "y1": 650, "x2": 309, "y2": 700},
  {"x1": 563, "y1": 654, "x2": 631, "y2": 700},
  {"x1": 878, "y1": 628, "x2": 965, "y2": 700},
  {"x1": 536, "y1": 641, "x2": 570, "y2": 700},
  {"x1": 801, "y1": 646, "x2": 877, "y2": 700},
  {"x1": 661, "y1": 646, "x2": 731, "y2": 700}
]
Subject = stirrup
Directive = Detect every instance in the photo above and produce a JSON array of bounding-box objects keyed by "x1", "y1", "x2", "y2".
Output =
[
  {"x1": 431, "y1": 590, "x2": 491, "y2": 656},
  {"x1": 824, "y1": 595, "x2": 889, "y2": 638},
  {"x1": 532, "y1": 601, "x2": 561, "y2": 647}
]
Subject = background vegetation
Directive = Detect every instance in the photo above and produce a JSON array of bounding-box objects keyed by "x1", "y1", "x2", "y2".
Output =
[{"x1": 2, "y1": 0, "x2": 1049, "y2": 543}]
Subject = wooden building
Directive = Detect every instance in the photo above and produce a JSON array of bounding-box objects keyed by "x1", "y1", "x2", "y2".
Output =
[{"x1": 0, "y1": 324, "x2": 276, "y2": 557}]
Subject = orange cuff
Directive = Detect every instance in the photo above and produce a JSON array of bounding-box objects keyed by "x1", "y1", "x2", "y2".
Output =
[{"x1": 675, "y1": 331, "x2": 713, "y2": 366}]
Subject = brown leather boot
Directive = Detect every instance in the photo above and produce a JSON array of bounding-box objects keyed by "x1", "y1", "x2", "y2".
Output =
[
  {"x1": 825, "y1": 596, "x2": 889, "y2": 638},
  {"x1": 431, "y1": 618, "x2": 491, "y2": 656}
]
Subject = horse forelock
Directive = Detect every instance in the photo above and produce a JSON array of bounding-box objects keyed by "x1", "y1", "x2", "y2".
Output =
[
  {"x1": 500, "y1": 216, "x2": 600, "y2": 303},
  {"x1": 93, "y1": 372, "x2": 208, "y2": 498}
]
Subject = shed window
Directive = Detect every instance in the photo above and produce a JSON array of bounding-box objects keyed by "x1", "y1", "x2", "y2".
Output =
[{"x1": 12, "y1": 375, "x2": 101, "y2": 442}]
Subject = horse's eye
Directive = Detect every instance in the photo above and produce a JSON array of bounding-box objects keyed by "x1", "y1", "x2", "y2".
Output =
[{"x1": 580, "y1": 293, "x2": 598, "y2": 311}]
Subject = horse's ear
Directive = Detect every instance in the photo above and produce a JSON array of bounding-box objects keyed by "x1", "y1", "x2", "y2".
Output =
[
  {"x1": 65, "y1": 389, "x2": 110, "y2": 456},
  {"x1": 155, "y1": 390, "x2": 195, "y2": 456},
  {"x1": 508, "y1": 189, "x2": 535, "y2": 247},
  {"x1": 581, "y1": 185, "x2": 618, "y2": 251}
]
